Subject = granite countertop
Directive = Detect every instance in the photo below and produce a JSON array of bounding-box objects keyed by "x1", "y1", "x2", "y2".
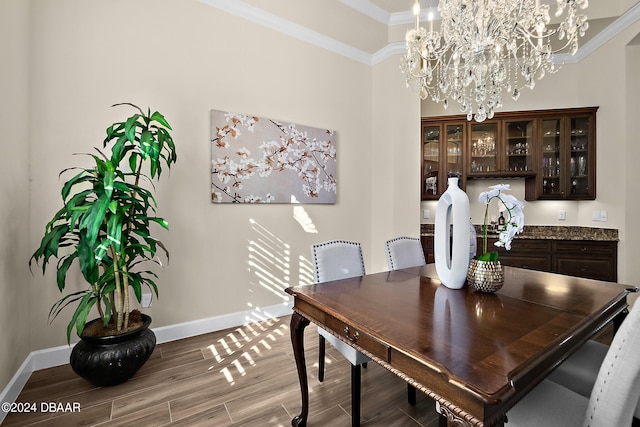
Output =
[{"x1": 420, "y1": 224, "x2": 619, "y2": 241}]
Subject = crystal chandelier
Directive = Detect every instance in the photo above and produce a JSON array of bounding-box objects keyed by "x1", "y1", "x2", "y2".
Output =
[{"x1": 400, "y1": 0, "x2": 589, "y2": 122}]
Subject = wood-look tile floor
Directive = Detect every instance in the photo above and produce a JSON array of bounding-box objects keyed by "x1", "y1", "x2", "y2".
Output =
[{"x1": 3, "y1": 315, "x2": 441, "y2": 426}]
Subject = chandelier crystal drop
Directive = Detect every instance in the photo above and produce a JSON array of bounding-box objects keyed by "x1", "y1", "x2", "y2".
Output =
[{"x1": 400, "y1": 0, "x2": 589, "y2": 122}]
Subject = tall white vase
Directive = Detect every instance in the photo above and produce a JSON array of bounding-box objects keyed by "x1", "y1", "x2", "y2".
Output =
[{"x1": 434, "y1": 177, "x2": 470, "y2": 289}]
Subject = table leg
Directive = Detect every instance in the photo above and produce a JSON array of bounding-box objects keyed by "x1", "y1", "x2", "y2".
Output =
[
  {"x1": 613, "y1": 307, "x2": 629, "y2": 334},
  {"x1": 291, "y1": 312, "x2": 310, "y2": 427}
]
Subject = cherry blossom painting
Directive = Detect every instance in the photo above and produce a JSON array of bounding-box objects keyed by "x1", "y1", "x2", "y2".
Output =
[{"x1": 211, "y1": 110, "x2": 337, "y2": 203}]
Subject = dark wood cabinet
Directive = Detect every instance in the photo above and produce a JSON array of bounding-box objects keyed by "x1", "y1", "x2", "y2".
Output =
[
  {"x1": 421, "y1": 107, "x2": 597, "y2": 201},
  {"x1": 420, "y1": 236, "x2": 617, "y2": 282},
  {"x1": 421, "y1": 122, "x2": 465, "y2": 200},
  {"x1": 553, "y1": 240, "x2": 617, "y2": 282},
  {"x1": 525, "y1": 109, "x2": 597, "y2": 200},
  {"x1": 467, "y1": 118, "x2": 537, "y2": 177},
  {"x1": 485, "y1": 238, "x2": 552, "y2": 272}
]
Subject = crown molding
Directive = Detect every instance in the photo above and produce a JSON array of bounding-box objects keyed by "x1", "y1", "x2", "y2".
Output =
[
  {"x1": 199, "y1": 0, "x2": 373, "y2": 65},
  {"x1": 201, "y1": 0, "x2": 640, "y2": 67},
  {"x1": 338, "y1": 0, "x2": 390, "y2": 24},
  {"x1": 372, "y1": 41, "x2": 405, "y2": 65},
  {"x1": 562, "y1": 1, "x2": 640, "y2": 63}
]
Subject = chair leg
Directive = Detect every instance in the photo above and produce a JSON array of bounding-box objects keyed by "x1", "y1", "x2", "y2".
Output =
[
  {"x1": 318, "y1": 334, "x2": 326, "y2": 382},
  {"x1": 351, "y1": 364, "x2": 361, "y2": 427},
  {"x1": 407, "y1": 384, "x2": 416, "y2": 405}
]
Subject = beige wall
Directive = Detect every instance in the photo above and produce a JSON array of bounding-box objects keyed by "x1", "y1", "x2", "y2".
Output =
[
  {"x1": 370, "y1": 57, "x2": 421, "y2": 270},
  {"x1": 625, "y1": 41, "x2": 640, "y2": 293},
  {"x1": 0, "y1": 0, "x2": 32, "y2": 396},
  {"x1": 24, "y1": 0, "x2": 401, "y2": 356},
  {"x1": 421, "y1": 18, "x2": 640, "y2": 286}
]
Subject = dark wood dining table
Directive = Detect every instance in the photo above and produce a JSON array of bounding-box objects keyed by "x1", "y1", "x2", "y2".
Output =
[{"x1": 285, "y1": 264, "x2": 635, "y2": 427}]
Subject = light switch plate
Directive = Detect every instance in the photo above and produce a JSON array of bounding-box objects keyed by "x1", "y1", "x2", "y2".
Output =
[
  {"x1": 558, "y1": 210, "x2": 566, "y2": 220},
  {"x1": 600, "y1": 211, "x2": 608, "y2": 221},
  {"x1": 592, "y1": 211, "x2": 601, "y2": 221},
  {"x1": 423, "y1": 209, "x2": 430, "y2": 219}
]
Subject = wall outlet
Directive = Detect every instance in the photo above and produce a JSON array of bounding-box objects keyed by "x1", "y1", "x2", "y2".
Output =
[
  {"x1": 141, "y1": 293, "x2": 152, "y2": 308},
  {"x1": 423, "y1": 209, "x2": 430, "y2": 219},
  {"x1": 591, "y1": 211, "x2": 601, "y2": 221},
  {"x1": 600, "y1": 211, "x2": 608, "y2": 222},
  {"x1": 558, "y1": 210, "x2": 566, "y2": 220}
]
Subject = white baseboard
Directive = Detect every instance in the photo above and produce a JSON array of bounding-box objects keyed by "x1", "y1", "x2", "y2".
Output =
[{"x1": 0, "y1": 302, "x2": 293, "y2": 423}]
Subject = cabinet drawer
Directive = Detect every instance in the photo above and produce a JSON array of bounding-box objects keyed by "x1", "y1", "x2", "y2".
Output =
[
  {"x1": 324, "y1": 315, "x2": 390, "y2": 362},
  {"x1": 554, "y1": 256, "x2": 616, "y2": 282},
  {"x1": 499, "y1": 255, "x2": 551, "y2": 272},
  {"x1": 483, "y1": 238, "x2": 551, "y2": 255},
  {"x1": 553, "y1": 241, "x2": 615, "y2": 255}
]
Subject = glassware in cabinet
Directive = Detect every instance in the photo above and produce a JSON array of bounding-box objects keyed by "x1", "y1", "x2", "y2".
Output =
[
  {"x1": 422, "y1": 125, "x2": 440, "y2": 199},
  {"x1": 469, "y1": 122, "x2": 498, "y2": 175},
  {"x1": 446, "y1": 124, "x2": 464, "y2": 178},
  {"x1": 505, "y1": 119, "x2": 535, "y2": 175},
  {"x1": 525, "y1": 107, "x2": 596, "y2": 201},
  {"x1": 420, "y1": 121, "x2": 465, "y2": 200},
  {"x1": 569, "y1": 116, "x2": 592, "y2": 197},
  {"x1": 540, "y1": 118, "x2": 563, "y2": 197}
]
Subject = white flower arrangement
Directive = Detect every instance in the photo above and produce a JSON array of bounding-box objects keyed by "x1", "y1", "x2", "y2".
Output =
[{"x1": 477, "y1": 184, "x2": 525, "y2": 260}]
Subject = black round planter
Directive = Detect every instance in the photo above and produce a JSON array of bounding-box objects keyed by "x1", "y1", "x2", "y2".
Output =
[{"x1": 70, "y1": 314, "x2": 156, "y2": 387}]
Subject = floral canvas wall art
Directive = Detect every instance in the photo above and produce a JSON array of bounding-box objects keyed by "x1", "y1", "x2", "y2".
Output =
[{"x1": 211, "y1": 110, "x2": 337, "y2": 203}]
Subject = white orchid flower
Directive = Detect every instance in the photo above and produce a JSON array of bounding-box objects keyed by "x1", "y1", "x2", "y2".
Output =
[{"x1": 477, "y1": 184, "x2": 525, "y2": 259}]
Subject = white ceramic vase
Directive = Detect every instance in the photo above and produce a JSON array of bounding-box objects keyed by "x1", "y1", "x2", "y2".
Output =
[{"x1": 434, "y1": 177, "x2": 470, "y2": 289}]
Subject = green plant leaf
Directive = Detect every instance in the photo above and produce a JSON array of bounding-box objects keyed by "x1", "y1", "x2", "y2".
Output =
[
  {"x1": 56, "y1": 254, "x2": 77, "y2": 292},
  {"x1": 70, "y1": 293, "x2": 96, "y2": 342},
  {"x1": 150, "y1": 111, "x2": 172, "y2": 130},
  {"x1": 124, "y1": 114, "x2": 141, "y2": 143},
  {"x1": 80, "y1": 193, "x2": 111, "y2": 245}
]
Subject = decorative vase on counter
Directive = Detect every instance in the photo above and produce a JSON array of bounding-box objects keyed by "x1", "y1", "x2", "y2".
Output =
[
  {"x1": 434, "y1": 177, "x2": 470, "y2": 289},
  {"x1": 467, "y1": 259, "x2": 504, "y2": 293}
]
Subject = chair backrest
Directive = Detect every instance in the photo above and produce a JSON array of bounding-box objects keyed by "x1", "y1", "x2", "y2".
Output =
[
  {"x1": 583, "y1": 298, "x2": 640, "y2": 427},
  {"x1": 385, "y1": 237, "x2": 426, "y2": 270},
  {"x1": 311, "y1": 240, "x2": 366, "y2": 283}
]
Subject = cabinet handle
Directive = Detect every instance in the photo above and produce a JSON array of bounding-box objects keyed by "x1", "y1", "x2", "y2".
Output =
[
  {"x1": 580, "y1": 246, "x2": 588, "y2": 252},
  {"x1": 344, "y1": 326, "x2": 359, "y2": 342},
  {"x1": 580, "y1": 266, "x2": 588, "y2": 272}
]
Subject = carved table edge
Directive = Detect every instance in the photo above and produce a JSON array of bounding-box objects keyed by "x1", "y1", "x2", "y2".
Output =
[{"x1": 290, "y1": 308, "x2": 487, "y2": 427}]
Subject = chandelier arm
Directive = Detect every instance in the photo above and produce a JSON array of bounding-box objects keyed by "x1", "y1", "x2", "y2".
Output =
[{"x1": 514, "y1": 24, "x2": 578, "y2": 55}]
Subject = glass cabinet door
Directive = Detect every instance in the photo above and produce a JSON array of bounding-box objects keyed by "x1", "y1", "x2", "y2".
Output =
[
  {"x1": 540, "y1": 118, "x2": 563, "y2": 197},
  {"x1": 422, "y1": 125, "x2": 440, "y2": 199},
  {"x1": 445, "y1": 123, "x2": 464, "y2": 178},
  {"x1": 569, "y1": 116, "x2": 593, "y2": 198},
  {"x1": 505, "y1": 119, "x2": 534, "y2": 174},
  {"x1": 469, "y1": 122, "x2": 498, "y2": 175}
]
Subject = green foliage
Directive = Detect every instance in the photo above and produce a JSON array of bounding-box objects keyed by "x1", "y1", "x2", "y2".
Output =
[
  {"x1": 30, "y1": 104, "x2": 177, "y2": 344},
  {"x1": 476, "y1": 251, "x2": 499, "y2": 262}
]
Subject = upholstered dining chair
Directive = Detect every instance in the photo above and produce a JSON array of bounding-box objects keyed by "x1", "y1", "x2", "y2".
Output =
[
  {"x1": 311, "y1": 240, "x2": 370, "y2": 427},
  {"x1": 385, "y1": 236, "x2": 426, "y2": 270},
  {"x1": 505, "y1": 297, "x2": 640, "y2": 427},
  {"x1": 547, "y1": 310, "x2": 640, "y2": 423},
  {"x1": 384, "y1": 236, "x2": 426, "y2": 406}
]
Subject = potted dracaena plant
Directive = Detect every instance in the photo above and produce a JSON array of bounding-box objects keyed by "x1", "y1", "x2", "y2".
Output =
[
  {"x1": 467, "y1": 184, "x2": 525, "y2": 293},
  {"x1": 30, "y1": 103, "x2": 177, "y2": 386}
]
